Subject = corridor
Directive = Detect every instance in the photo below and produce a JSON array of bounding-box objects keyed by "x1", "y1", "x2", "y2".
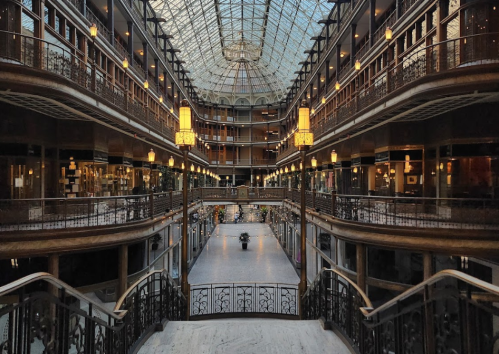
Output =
[{"x1": 189, "y1": 219, "x2": 299, "y2": 284}]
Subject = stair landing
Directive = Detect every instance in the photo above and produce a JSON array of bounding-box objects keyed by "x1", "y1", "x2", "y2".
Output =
[{"x1": 138, "y1": 319, "x2": 352, "y2": 354}]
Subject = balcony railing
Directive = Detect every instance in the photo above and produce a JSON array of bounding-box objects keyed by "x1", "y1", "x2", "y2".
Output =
[
  {"x1": 275, "y1": 33, "x2": 499, "y2": 159},
  {"x1": 0, "y1": 270, "x2": 185, "y2": 354},
  {"x1": 0, "y1": 191, "x2": 184, "y2": 232},
  {"x1": 303, "y1": 268, "x2": 499, "y2": 354},
  {"x1": 0, "y1": 31, "x2": 178, "y2": 143},
  {"x1": 285, "y1": 189, "x2": 499, "y2": 229},
  {"x1": 190, "y1": 282, "x2": 298, "y2": 318}
]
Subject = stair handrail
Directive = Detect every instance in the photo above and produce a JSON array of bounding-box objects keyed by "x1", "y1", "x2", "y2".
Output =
[
  {"x1": 303, "y1": 267, "x2": 373, "y2": 309},
  {"x1": 0, "y1": 271, "x2": 125, "y2": 319},
  {"x1": 360, "y1": 269, "x2": 499, "y2": 317},
  {"x1": 114, "y1": 269, "x2": 185, "y2": 312}
]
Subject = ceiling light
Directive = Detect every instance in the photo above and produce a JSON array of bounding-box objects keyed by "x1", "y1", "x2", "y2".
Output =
[
  {"x1": 355, "y1": 34, "x2": 359, "y2": 38},
  {"x1": 125, "y1": 31, "x2": 130, "y2": 36}
]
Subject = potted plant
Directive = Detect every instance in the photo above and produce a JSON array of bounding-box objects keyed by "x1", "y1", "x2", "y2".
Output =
[
  {"x1": 239, "y1": 232, "x2": 250, "y2": 250},
  {"x1": 151, "y1": 234, "x2": 162, "y2": 250},
  {"x1": 218, "y1": 208, "x2": 225, "y2": 223},
  {"x1": 260, "y1": 206, "x2": 268, "y2": 223}
]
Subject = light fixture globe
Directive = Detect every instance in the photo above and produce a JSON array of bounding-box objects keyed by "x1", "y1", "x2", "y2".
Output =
[
  {"x1": 294, "y1": 100, "x2": 314, "y2": 148},
  {"x1": 385, "y1": 27, "x2": 393, "y2": 41},
  {"x1": 175, "y1": 100, "x2": 195, "y2": 146},
  {"x1": 355, "y1": 60, "x2": 361, "y2": 71},
  {"x1": 335, "y1": 81, "x2": 340, "y2": 90},
  {"x1": 89, "y1": 23, "x2": 98, "y2": 38},
  {"x1": 191, "y1": 165, "x2": 195, "y2": 172},
  {"x1": 148, "y1": 149, "x2": 155, "y2": 163},
  {"x1": 122, "y1": 57, "x2": 129, "y2": 69},
  {"x1": 291, "y1": 164, "x2": 296, "y2": 172},
  {"x1": 169, "y1": 156, "x2": 174, "y2": 167},
  {"x1": 331, "y1": 150, "x2": 337, "y2": 163},
  {"x1": 311, "y1": 156, "x2": 317, "y2": 168}
]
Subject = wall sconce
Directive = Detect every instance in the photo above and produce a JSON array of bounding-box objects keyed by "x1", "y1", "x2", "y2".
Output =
[
  {"x1": 144, "y1": 80, "x2": 149, "y2": 90},
  {"x1": 355, "y1": 60, "x2": 361, "y2": 71},
  {"x1": 335, "y1": 81, "x2": 340, "y2": 90},
  {"x1": 320, "y1": 75, "x2": 325, "y2": 83},
  {"x1": 322, "y1": 96, "x2": 326, "y2": 104},
  {"x1": 291, "y1": 164, "x2": 296, "y2": 172},
  {"x1": 29, "y1": 168, "x2": 33, "y2": 175},
  {"x1": 353, "y1": 167, "x2": 358, "y2": 173}
]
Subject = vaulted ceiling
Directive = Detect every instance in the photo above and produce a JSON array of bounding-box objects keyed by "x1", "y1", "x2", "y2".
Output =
[{"x1": 152, "y1": 0, "x2": 333, "y2": 103}]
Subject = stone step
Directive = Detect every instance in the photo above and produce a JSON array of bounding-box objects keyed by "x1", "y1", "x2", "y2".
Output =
[{"x1": 138, "y1": 319, "x2": 352, "y2": 354}]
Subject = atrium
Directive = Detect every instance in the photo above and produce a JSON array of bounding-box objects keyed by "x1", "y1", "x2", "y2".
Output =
[{"x1": 0, "y1": 0, "x2": 499, "y2": 352}]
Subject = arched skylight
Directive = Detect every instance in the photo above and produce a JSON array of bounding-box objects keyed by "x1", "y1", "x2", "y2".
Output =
[{"x1": 152, "y1": 0, "x2": 333, "y2": 103}]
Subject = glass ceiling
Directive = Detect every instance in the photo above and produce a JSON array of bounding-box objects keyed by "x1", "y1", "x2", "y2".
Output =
[{"x1": 152, "y1": 0, "x2": 333, "y2": 103}]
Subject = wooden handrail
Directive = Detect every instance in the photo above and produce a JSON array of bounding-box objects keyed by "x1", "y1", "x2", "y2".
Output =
[
  {"x1": 0, "y1": 272, "x2": 125, "y2": 319},
  {"x1": 360, "y1": 269, "x2": 499, "y2": 317}
]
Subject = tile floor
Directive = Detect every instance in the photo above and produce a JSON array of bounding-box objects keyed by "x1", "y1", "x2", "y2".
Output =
[
  {"x1": 188, "y1": 220, "x2": 299, "y2": 285},
  {"x1": 138, "y1": 319, "x2": 352, "y2": 354}
]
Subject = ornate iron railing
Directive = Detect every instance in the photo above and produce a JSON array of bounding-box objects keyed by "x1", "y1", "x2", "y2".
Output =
[
  {"x1": 360, "y1": 270, "x2": 499, "y2": 354},
  {"x1": 302, "y1": 268, "x2": 499, "y2": 354},
  {"x1": 200, "y1": 187, "x2": 286, "y2": 201},
  {"x1": 190, "y1": 282, "x2": 298, "y2": 318},
  {"x1": 277, "y1": 32, "x2": 499, "y2": 162},
  {"x1": 302, "y1": 268, "x2": 372, "y2": 352},
  {"x1": 0, "y1": 270, "x2": 185, "y2": 354},
  {"x1": 285, "y1": 189, "x2": 499, "y2": 229},
  {"x1": 0, "y1": 31, "x2": 179, "y2": 145},
  {"x1": 0, "y1": 191, "x2": 189, "y2": 232}
]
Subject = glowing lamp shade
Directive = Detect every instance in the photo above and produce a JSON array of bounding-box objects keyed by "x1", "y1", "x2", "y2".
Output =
[
  {"x1": 311, "y1": 157, "x2": 317, "y2": 168},
  {"x1": 385, "y1": 27, "x2": 393, "y2": 41},
  {"x1": 311, "y1": 108, "x2": 315, "y2": 114},
  {"x1": 202, "y1": 168, "x2": 206, "y2": 174},
  {"x1": 89, "y1": 23, "x2": 98, "y2": 38},
  {"x1": 291, "y1": 164, "x2": 296, "y2": 172},
  {"x1": 191, "y1": 165, "x2": 195, "y2": 172},
  {"x1": 197, "y1": 166, "x2": 201, "y2": 173},
  {"x1": 322, "y1": 96, "x2": 326, "y2": 104},
  {"x1": 181, "y1": 162, "x2": 185, "y2": 170},
  {"x1": 159, "y1": 96, "x2": 163, "y2": 103},
  {"x1": 148, "y1": 149, "x2": 155, "y2": 162},
  {"x1": 331, "y1": 150, "x2": 337, "y2": 163},
  {"x1": 335, "y1": 81, "x2": 340, "y2": 90},
  {"x1": 320, "y1": 75, "x2": 325, "y2": 83},
  {"x1": 226, "y1": 176, "x2": 229, "y2": 180},
  {"x1": 280, "y1": 168, "x2": 283, "y2": 174},
  {"x1": 295, "y1": 100, "x2": 314, "y2": 147},
  {"x1": 299, "y1": 162, "x2": 303, "y2": 170},
  {"x1": 29, "y1": 168, "x2": 33, "y2": 175},
  {"x1": 122, "y1": 57, "x2": 129, "y2": 69},
  {"x1": 285, "y1": 167, "x2": 289, "y2": 173},
  {"x1": 144, "y1": 80, "x2": 149, "y2": 90},
  {"x1": 159, "y1": 172, "x2": 162, "y2": 177},
  {"x1": 175, "y1": 100, "x2": 195, "y2": 146},
  {"x1": 126, "y1": 167, "x2": 131, "y2": 173},
  {"x1": 179, "y1": 101, "x2": 192, "y2": 131},
  {"x1": 170, "y1": 107, "x2": 174, "y2": 113},
  {"x1": 355, "y1": 60, "x2": 361, "y2": 71},
  {"x1": 168, "y1": 156, "x2": 174, "y2": 167}
]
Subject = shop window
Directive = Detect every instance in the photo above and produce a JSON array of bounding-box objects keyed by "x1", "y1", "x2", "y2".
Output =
[{"x1": 338, "y1": 240, "x2": 356, "y2": 272}]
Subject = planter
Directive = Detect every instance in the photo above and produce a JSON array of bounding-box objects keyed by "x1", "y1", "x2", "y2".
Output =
[
  {"x1": 242, "y1": 243, "x2": 248, "y2": 250},
  {"x1": 152, "y1": 243, "x2": 159, "y2": 251}
]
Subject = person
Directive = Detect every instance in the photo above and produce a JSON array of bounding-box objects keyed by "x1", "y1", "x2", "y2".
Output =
[{"x1": 234, "y1": 212, "x2": 239, "y2": 224}]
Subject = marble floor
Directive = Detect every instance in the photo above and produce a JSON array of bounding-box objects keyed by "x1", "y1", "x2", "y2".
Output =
[
  {"x1": 188, "y1": 219, "x2": 299, "y2": 285},
  {"x1": 138, "y1": 319, "x2": 352, "y2": 354}
]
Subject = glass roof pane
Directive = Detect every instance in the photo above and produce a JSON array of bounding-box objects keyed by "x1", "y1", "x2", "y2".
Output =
[{"x1": 153, "y1": 0, "x2": 333, "y2": 103}]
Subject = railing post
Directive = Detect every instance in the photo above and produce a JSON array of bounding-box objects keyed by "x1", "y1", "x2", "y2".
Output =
[
  {"x1": 312, "y1": 189, "x2": 316, "y2": 210},
  {"x1": 169, "y1": 190, "x2": 173, "y2": 211},
  {"x1": 423, "y1": 285, "x2": 435, "y2": 354},
  {"x1": 331, "y1": 191, "x2": 337, "y2": 217},
  {"x1": 150, "y1": 191, "x2": 154, "y2": 219}
]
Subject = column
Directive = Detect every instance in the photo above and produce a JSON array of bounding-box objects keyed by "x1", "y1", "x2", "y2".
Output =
[
  {"x1": 117, "y1": 244, "x2": 128, "y2": 298},
  {"x1": 369, "y1": 0, "x2": 376, "y2": 46},
  {"x1": 48, "y1": 254, "x2": 59, "y2": 278},
  {"x1": 336, "y1": 45, "x2": 341, "y2": 82},
  {"x1": 127, "y1": 22, "x2": 134, "y2": 66},
  {"x1": 142, "y1": 42, "x2": 148, "y2": 79},
  {"x1": 356, "y1": 243, "x2": 366, "y2": 292},
  {"x1": 107, "y1": 0, "x2": 114, "y2": 44},
  {"x1": 423, "y1": 252, "x2": 433, "y2": 280},
  {"x1": 350, "y1": 24, "x2": 357, "y2": 67},
  {"x1": 154, "y1": 58, "x2": 159, "y2": 88}
]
